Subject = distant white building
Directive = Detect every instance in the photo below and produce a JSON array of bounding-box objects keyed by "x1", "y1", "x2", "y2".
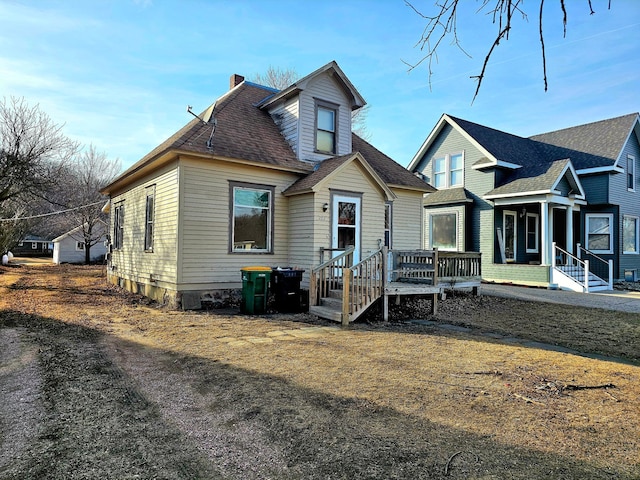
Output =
[{"x1": 53, "y1": 222, "x2": 108, "y2": 264}]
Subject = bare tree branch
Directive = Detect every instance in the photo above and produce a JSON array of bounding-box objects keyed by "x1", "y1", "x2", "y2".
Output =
[{"x1": 405, "y1": 0, "x2": 609, "y2": 102}]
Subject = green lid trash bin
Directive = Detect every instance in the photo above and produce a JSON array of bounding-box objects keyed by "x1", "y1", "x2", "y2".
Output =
[{"x1": 240, "y1": 266, "x2": 272, "y2": 314}]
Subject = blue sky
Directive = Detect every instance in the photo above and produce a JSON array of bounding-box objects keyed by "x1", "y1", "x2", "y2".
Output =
[{"x1": 1, "y1": 0, "x2": 639, "y2": 170}]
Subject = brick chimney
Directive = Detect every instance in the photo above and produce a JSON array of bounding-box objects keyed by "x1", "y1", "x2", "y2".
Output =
[{"x1": 230, "y1": 74, "x2": 244, "y2": 89}]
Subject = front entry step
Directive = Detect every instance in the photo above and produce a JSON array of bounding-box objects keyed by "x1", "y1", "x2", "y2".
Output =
[{"x1": 309, "y1": 304, "x2": 343, "y2": 323}]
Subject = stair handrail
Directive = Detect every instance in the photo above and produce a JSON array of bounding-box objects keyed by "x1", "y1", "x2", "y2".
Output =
[
  {"x1": 309, "y1": 246, "x2": 355, "y2": 309},
  {"x1": 552, "y1": 243, "x2": 589, "y2": 291},
  {"x1": 345, "y1": 247, "x2": 386, "y2": 324},
  {"x1": 577, "y1": 244, "x2": 613, "y2": 288}
]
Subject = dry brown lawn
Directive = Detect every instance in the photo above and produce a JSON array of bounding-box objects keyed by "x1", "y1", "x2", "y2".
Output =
[{"x1": 0, "y1": 264, "x2": 638, "y2": 479}]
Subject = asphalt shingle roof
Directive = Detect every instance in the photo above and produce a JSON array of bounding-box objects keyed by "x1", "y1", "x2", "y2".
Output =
[
  {"x1": 108, "y1": 81, "x2": 431, "y2": 193},
  {"x1": 447, "y1": 113, "x2": 639, "y2": 195},
  {"x1": 423, "y1": 187, "x2": 473, "y2": 206},
  {"x1": 530, "y1": 113, "x2": 638, "y2": 166}
]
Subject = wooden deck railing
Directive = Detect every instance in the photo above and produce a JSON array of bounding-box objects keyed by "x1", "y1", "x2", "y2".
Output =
[
  {"x1": 390, "y1": 249, "x2": 439, "y2": 284},
  {"x1": 311, "y1": 248, "x2": 482, "y2": 324},
  {"x1": 437, "y1": 251, "x2": 482, "y2": 285},
  {"x1": 310, "y1": 247, "x2": 354, "y2": 310},
  {"x1": 346, "y1": 248, "x2": 385, "y2": 324}
]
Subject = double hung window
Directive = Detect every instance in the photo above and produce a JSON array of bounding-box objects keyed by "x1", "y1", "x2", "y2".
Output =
[
  {"x1": 585, "y1": 214, "x2": 613, "y2": 254},
  {"x1": 231, "y1": 183, "x2": 273, "y2": 253},
  {"x1": 315, "y1": 101, "x2": 338, "y2": 154},
  {"x1": 144, "y1": 186, "x2": 155, "y2": 252},
  {"x1": 432, "y1": 153, "x2": 464, "y2": 189},
  {"x1": 113, "y1": 203, "x2": 124, "y2": 250}
]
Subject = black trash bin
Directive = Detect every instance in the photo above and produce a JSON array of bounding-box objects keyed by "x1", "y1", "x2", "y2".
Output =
[{"x1": 271, "y1": 268, "x2": 305, "y2": 313}]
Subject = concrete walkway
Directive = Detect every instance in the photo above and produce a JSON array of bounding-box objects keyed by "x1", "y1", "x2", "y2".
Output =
[{"x1": 480, "y1": 283, "x2": 640, "y2": 314}]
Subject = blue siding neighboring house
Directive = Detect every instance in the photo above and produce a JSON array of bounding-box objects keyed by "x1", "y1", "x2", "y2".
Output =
[{"x1": 410, "y1": 112, "x2": 640, "y2": 291}]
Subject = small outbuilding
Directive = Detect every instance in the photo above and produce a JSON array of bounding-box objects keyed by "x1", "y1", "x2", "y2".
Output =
[{"x1": 53, "y1": 222, "x2": 108, "y2": 264}]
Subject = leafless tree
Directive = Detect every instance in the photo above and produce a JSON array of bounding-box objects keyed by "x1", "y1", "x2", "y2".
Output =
[
  {"x1": 0, "y1": 201, "x2": 31, "y2": 256},
  {"x1": 56, "y1": 145, "x2": 121, "y2": 264},
  {"x1": 0, "y1": 96, "x2": 77, "y2": 254},
  {"x1": 404, "y1": 0, "x2": 610, "y2": 102},
  {"x1": 0, "y1": 96, "x2": 77, "y2": 203},
  {"x1": 252, "y1": 65, "x2": 299, "y2": 91}
]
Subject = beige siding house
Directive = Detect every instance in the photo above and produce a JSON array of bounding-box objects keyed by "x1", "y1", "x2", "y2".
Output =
[{"x1": 101, "y1": 61, "x2": 434, "y2": 308}]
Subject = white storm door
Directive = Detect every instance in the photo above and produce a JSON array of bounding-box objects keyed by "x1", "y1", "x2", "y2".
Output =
[{"x1": 332, "y1": 195, "x2": 361, "y2": 264}]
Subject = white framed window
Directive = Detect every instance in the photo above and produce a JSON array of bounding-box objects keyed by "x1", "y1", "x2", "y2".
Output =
[
  {"x1": 76, "y1": 241, "x2": 85, "y2": 251},
  {"x1": 432, "y1": 152, "x2": 464, "y2": 189},
  {"x1": 585, "y1": 213, "x2": 614, "y2": 254},
  {"x1": 503, "y1": 211, "x2": 517, "y2": 262},
  {"x1": 623, "y1": 215, "x2": 639, "y2": 254},
  {"x1": 430, "y1": 212, "x2": 458, "y2": 250},
  {"x1": 384, "y1": 202, "x2": 392, "y2": 248},
  {"x1": 231, "y1": 183, "x2": 273, "y2": 253},
  {"x1": 525, "y1": 213, "x2": 539, "y2": 253},
  {"x1": 31, "y1": 242, "x2": 38, "y2": 250},
  {"x1": 627, "y1": 155, "x2": 636, "y2": 192}
]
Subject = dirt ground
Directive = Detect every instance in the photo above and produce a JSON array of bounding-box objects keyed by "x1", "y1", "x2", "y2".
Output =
[{"x1": 0, "y1": 265, "x2": 638, "y2": 479}]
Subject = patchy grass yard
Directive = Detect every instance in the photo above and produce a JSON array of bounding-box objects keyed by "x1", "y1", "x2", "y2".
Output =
[{"x1": 1, "y1": 264, "x2": 639, "y2": 479}]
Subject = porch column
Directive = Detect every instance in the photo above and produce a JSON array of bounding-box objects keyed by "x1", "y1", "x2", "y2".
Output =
[
  {"x1": 566, "y1": 205, "x2": 574, "y2": 255},
  {"x1": 541, "y1": 201, "x2": 550, "y2": 265}
]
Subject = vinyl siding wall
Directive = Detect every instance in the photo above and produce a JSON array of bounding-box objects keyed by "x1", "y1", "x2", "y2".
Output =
[
  {"x1": 612, "y1": 133, "x2": 640, "y2": 277},
  {"x1": 297, "y1": 73, "x2": 352, "y2": 162},
  {"x1": 269, "y1": 97, "x2": 300, "y2": 158},
  {"x1": 415, "y1": 124, "x2": 496, "y2": 261},
  {"x1": 390, "y1": 189, "x2": 425, "y2": 250},
  {"x1": 109, "y1": 161, "x2": 180, "y2": 289},
  {"x1": 177, "y1": 157, "x2": 300, "y2": 289}
]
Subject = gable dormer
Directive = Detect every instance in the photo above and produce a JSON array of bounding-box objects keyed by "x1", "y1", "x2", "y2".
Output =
[{"x1": 258, "y1": 61, "x2": 366, "y2": 163}]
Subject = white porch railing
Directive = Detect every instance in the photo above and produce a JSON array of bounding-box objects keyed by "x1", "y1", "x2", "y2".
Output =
[{"x1": 551, "y1": 242, "x2": 612, "y2": 292}]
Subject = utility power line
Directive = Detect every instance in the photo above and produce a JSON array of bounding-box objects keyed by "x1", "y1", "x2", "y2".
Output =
[{"x1": 0, "y1": 201, "x2": 105, "y2": 222}]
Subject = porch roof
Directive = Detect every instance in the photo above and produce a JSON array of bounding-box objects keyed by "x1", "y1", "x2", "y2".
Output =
[
  {"x1": 485, "y1": 159, "x2": 584, "y2": 199},
  {"x1": 423, "y1": 187, "x2": 473, "y2": 206}
]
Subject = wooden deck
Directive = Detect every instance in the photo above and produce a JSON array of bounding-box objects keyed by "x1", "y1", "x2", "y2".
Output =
[
  {"x1": 310, "y1": 248, "x2": 482, "y2": 324},
  {"x1": 383, "y1": 282, "x2": 443, "y2": 320}
]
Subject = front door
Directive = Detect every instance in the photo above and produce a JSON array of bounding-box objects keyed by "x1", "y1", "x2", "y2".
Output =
[{"x1": 332, "y1": 195, "x2": 361, "y2": 264}]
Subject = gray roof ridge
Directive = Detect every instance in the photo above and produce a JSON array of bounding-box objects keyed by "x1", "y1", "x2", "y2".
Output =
[{"x1": 529, "y1": 112, "x2": 639, "y2": 138}]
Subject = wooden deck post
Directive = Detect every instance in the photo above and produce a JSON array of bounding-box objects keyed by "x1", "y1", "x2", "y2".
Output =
[{"x1": 341, "y1": 269, "x2": 351, "y2": 326}]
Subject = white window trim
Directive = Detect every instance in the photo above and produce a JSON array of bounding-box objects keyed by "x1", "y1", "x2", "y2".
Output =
[
  {"x1": 525, "y1": 212, "x2": 539, "y2": 253},
  {"x1": 623, "y1": 215, "x2": 639, "y2": 255},
  {"x1": 627, "y1": 154, "x2": 636, "y2": 192},
  {"x1": 429, "y1": 211, "x2": 459, "y2": 251},
  {"x1": 431, "y1": 152, "x2": 464, "y2": 189},
  {"x1": 75, "y1": 241, "x2": 85, "y2": 251},
  {"x1": 585, "y1": 213, "x2": 614, "y2": 254},
  {"x1": 503, "y1": 210, "x2": 517, "y2": 262}
]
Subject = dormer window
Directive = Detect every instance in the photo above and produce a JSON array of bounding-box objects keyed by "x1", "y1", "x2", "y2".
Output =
[{"x1": 315, "y1": 100, "x2": 338, "y2": 154}]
